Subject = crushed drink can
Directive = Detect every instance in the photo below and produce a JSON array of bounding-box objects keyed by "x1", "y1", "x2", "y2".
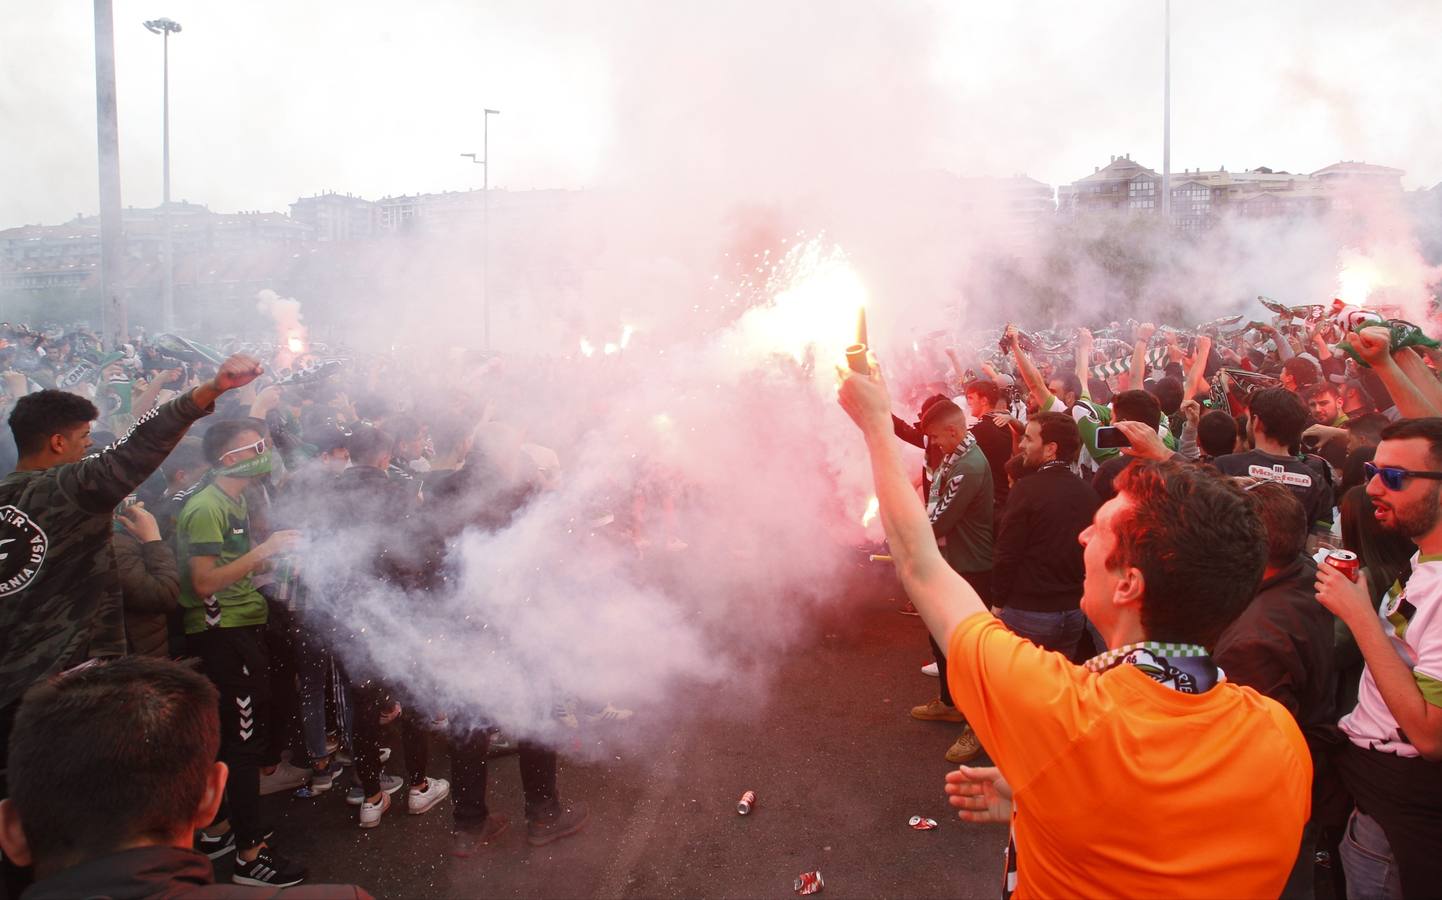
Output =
[
  {"x1": 1325, "y1": 550, "x2": 1360, "y2": 582},
  {"x1": 737, "y1": 790, "x2": 757, "y2": 815},
  {"x1": 908, "y1": 815, "x2": 939, "y2": 830},
  {"x1": 793, "y1": 871, "x2": 824, "y2": 895}
]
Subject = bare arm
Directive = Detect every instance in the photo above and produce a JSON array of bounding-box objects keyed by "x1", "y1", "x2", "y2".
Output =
[
  {"x1": 839, "y1": 363, "x2": 986, "y2": 648},
  {"x1": 1317, "y1": 562, "x2": 1442, "y2": 760},
  {"x1": 1345, "y1": 328, "x2": 1438, "y2": 418},
  {"x1": 1074, "y1": 328, "x2": 1093, "y2": 395},
  {"x1": 1184, "y1": 336, "x2": 1212, "y2": 401},
  {"x1": 187, "y1": 530, "x2": 297, "y2": 598},
  {"x1": 1006, "y1": 325, "x2": 1054, "y2": 411},
  {"x1": 1393, "y1": 347, "x2": 1442, "y2": 415}
]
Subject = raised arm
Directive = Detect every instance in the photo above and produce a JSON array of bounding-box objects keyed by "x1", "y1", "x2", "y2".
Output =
[
  {"x1": 838, "y1": 361, "x2": 985, "y2": 648},
  {"x1": 1393, "y1": 347, "x2": 1442, "y2": 416},
  {"x1": 60, "y1": 355, "x2": 263, "y2": 514},
  {"x1": 1345, "y1": 328, "x2": 1438, "y2": 418},
  {"x1": 1184, "y1": 335, "x2": 1212, "y2": 401},
  {"x1": 1074, "y1": 328, "x2": 1094, "y2": 396},
  {"x1": 1007, "y1": 325, "x2": 1054, "y2": 411}
]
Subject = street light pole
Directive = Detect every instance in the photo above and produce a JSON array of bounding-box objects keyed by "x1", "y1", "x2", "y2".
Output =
[
  {"x1": 94, "y1": 0, "x2": 126, "y2": 349},
  {"x1": 144, "y1": 18, "x2": 181, "y2": 332},
  {"x1": 1161, "y1": 0, "x2": 1171, "y2": 224},
  {"x1": 462, "y1": 107, "x2": 500, "y2": 350}
]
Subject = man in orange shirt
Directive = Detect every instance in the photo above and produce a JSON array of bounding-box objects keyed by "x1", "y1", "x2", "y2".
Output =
[{"x1": 838, "y1": 358, "x2": 1311, "y2": 898}]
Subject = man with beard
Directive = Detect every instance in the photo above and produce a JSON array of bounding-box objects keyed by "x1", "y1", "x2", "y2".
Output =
[
  {"x1": 1315, "y1": 418, "x2": 1442, "y2": 897},
  {"x1": 991, "y1": 412, "x2": 1099, "y2": 660}
]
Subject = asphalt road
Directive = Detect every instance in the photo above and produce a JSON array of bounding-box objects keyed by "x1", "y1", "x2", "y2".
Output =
[{"x1": 232, "y1": 564, "x2": 1008, "y2": 899}]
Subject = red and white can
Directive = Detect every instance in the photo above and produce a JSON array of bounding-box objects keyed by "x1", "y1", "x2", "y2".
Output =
[
  {"x1": 737, "y1": 790, "x2": 756, "y2": 815},
  {"x1": 1325, "y1": 550, "x2": 1361, "y2": 582},
  {"x1": 794, "y1": 871, "x2": 824, "y2": 895}
]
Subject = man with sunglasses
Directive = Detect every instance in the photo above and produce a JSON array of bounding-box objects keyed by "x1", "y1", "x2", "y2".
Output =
[
  {"x1": 1315, "y1": 418, "x2": 1442, "y2": 897},
  {"x1": 174, "y1": 418, "x2": 304, "y2": 887}
]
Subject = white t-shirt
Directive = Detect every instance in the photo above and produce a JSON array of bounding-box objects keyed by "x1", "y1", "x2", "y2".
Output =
[{"x1": 1340, "y1": 552, "x2": 1442, "y2": 757}]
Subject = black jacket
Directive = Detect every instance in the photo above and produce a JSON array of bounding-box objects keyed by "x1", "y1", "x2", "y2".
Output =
[
  {"x1": 991, "y1": 463, "x2": 1099, "y2": 612},
  {"x1": 22, "y1": 846, "x2": 370, "y2": 899},
  {"x1": 1213, "y1": 556, "x2": 1337, "y2": 740}
]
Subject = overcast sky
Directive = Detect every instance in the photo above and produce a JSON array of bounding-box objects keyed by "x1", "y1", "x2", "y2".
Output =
[{"x1": 2, "y1": 0, "x2": 1439, "y2": 229}]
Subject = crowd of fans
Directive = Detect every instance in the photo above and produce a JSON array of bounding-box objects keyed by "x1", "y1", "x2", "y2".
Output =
[
  {"x1": 1, "y1": 296, "x2": 1441, "y2": 897},
  {"x1": 853, "y1": 300, "x2": 1442, "y2": 898}
]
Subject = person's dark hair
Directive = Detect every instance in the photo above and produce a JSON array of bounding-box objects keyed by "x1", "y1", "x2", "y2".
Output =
[
  {"x1": 1302, "y1": 382, "x2": 1339, "y2": 403},
  {"x1": 1004, "y1": 453, "x2": 1028, "y2": 484},
  {"x1": 918, "y1": 398, "x2": 965, "y2": 432},
  {"x1": 200, "y1": 418, "x2": 264, "y2": 465},
  {"x1": 6, "y1": 657, "x2": 219, "y2": 863},
  {"x1": 1032, "y1": 411, "x2": 1082, "y2": 464},
  {"x1": 1087, "y1": 377, "x2": 1113, "y2": 406},
  {"x1": 1379, "y1": 417, "x2": 1442, "y2": 467},
  {"x1": 1340, "y1": 485, "x2": 1416, "y2": 607},
  {"x1": 1197, "y1": 409, "x2": 1238, "y2": 459},
  {"x1": 1110, "y1": 462, "x2": 1267, "y2": 648},
  {"x1": 1342, "y1": 412, "x2": 1389, "y2": 448},
  {"x1": 1111, "y1": 389, "x2": 1162, "y2": 431},
  {"x1": 159, "y1": 436, "x2": 205, "y2": 481},
  {"x1": 354, "y1": 395, "x2": 391, "y2": 423},
  {"x1": 8, "y1": 389, "x2": 98, "y2": 456},
  {"x1": 1282, "y1": 357, "x2": 1320, "y2": 390},
  {"x1": 1244, "y1": 480, "x2": 1308, "y2": 569},
  {"x1": 346, "y1": 423, "x2": 393, "y2": 467},
  {"x1": 1150, "y1": 376, "x2": 1184, "y2": 416},
  {"x1": 1053, "y1": 373, "x2": 1082, "y2": 401},
  {"x1": 964, "y1": 379, "x2": 1000, "y2": 409},
  {"x1": 1249, "y1": 387, "x2": 1310, "y2": 448},
  {"x1": 917, "y1": 393, "x2": 950, "y2": 420}
]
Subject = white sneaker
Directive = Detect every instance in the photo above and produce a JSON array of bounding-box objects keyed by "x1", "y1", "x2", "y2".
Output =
[
  {"x1": 921, "y1": 662, "x2": 939, "y2": 677},
  {"x1": 586, "y1": 703, "x2": 634, "y2": 723},
  {"x1": 359, "y1": 790, "x2": 391, "y2": 828},
  {"x1": 347, "y1": 773, "x2": 404, "y2": 806},
  {"x1": 407, "y1": 777, "x2": 451, "y2": 815}
]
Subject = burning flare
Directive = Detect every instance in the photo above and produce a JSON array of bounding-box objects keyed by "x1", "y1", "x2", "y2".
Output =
[{"x1": 861, "y1": 495, "x2": 880, "y2": 528}]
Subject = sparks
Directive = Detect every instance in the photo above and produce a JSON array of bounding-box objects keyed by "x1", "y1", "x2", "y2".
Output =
[
  {"x1": 286, "y1": 333, "x2": 305, "y2": 354},
  {"x1": 741, "y1": 239, "x2": 868, "y2": 367},
  {"x1": 579, "y1": 338, "x2": 596, "y2": 357},
  {"x1": 620, "y1": 324, "x2": 635, "y2": 349}
]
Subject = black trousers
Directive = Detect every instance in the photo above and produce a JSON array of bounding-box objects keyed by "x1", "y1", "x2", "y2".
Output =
[
  {"x1": 929, "y1": 569, "x2": 992, "y2": 707},
  {"x1": 187, "y1": 626, "x2": 270, "y2": 850},
  {"x1": 450, "y1": 728, "x2": 558, "y2": 830},
  {"x1": 351, "y1": 679, "x2": 430, "y2": 796}
]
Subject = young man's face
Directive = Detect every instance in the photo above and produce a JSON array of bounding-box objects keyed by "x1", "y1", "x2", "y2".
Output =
[
  {"x1": 1078, "y1": 494, "x2": 1131, "y2": 641},
  {"x1": 1019, "y1": 421, "x2": 1052, "y2": 468},
  {"x1": 56, "y1": 422, "x2": 94, "y2": 464},
  {"x1": 923, "y1": 421, "x2": 967, "y2": 456},
  {"x1": 1307, "y1": 390, "x2": 1340, "y2": 424},
  {"x1": 217, "y1": 430, "x2": 265, "y2": 469},
  {"x1": 1367, "y1": 437, "x2": 1442, "y2": 539}
]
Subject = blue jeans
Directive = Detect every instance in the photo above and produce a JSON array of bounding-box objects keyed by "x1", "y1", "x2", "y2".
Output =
[
  {"x1": 296, "y1": 634, "x2": 352, "y2": 764},
  {"x1": 997, "y1": 607, "x2": 1087, "y2": 659},
  {"x1": 1340, "y1": 810, "x2": 1404, "y2": 900}
]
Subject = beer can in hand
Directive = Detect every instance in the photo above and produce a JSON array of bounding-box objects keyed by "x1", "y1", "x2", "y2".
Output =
[{"x1": 1324, "y1": 550, "x2": 1360, "y2": 583}]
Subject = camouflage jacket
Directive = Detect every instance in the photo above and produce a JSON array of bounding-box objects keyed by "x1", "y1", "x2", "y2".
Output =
[{"x1": 0, "y1": 391, "x2": 210, "y2": 709}]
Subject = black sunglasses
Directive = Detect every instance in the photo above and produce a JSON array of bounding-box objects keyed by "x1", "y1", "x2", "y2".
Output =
[{"x1": 1364, "y1": 461, "x2": 1442, "y2": 491}]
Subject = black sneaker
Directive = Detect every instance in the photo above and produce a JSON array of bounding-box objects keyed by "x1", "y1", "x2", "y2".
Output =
[
  {"x1": 232, "y1": 848, "x2": 307, "y2": 888},
  {"x1": 195, "y1": 829, "x2": 235, "y2": 860},
  {"x1": 526, "y1": 801, "x2": 590, "y2": 847}
]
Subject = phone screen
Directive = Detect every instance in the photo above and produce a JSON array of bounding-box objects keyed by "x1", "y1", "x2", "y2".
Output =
[{"x1": 1095, "y1": 426, "x2": 1131, "y2": 449}]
